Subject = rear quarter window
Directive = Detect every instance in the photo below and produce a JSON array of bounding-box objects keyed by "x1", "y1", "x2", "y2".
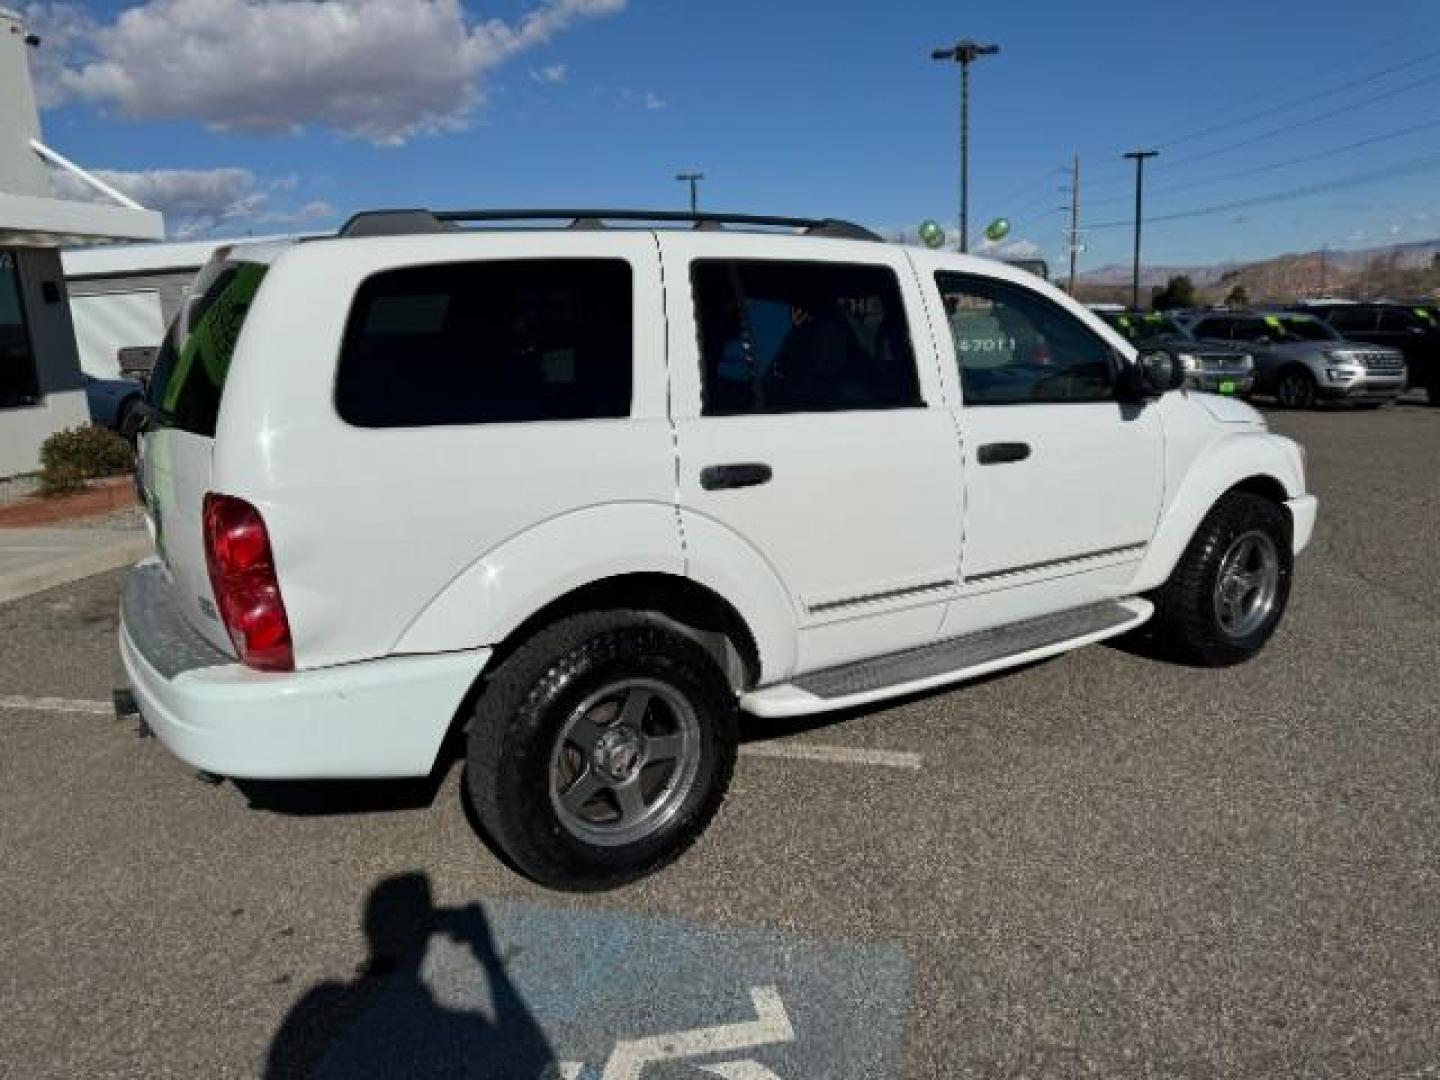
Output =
[
  {"x1": 147, "y1": 260, "x2": 267, "y2": 437},
  {"x1": 335, "y1": 259, "x2": 633, "y2": 428}
]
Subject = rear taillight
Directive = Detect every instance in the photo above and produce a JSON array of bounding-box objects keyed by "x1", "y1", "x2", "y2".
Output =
[{"x1": 202, "y1": 493, "x2": 293, "y2": 672}]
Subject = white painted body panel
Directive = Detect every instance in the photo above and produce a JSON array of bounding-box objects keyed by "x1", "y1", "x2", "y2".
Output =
[
  {"x1": 141, "y1": 427, "x2": 232, "y2": 655},
  {"x1": 953, "y1": 399, "x2": 1164, "y2": 578},
  {"x1": 120, "y1": 616, "x2": 485, "y2": 779},
  {"x1": 211, "y1": 232, "x2": 674, "y2": 669},
  {"x1": 906, "y1": 249, "x2": 1166, "y2": 583},
  {"x1": 658, "y1": 234, "x2": 964, "y2": 675},
  {"x1": 124, "y1": 229, "x2": 1318, "y2": 776}
]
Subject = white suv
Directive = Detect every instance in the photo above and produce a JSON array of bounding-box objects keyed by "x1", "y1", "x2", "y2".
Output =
[{"x1": 122, "y1": 209, "x2": 1318, "y2": 890}]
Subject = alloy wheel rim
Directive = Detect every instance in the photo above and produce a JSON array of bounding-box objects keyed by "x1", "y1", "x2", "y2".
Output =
[
  {"x1": 548, "y1": 678, "x2": 701, "y2": 848},
  {"x1": 1212, "y1": 529, "x2": 1281, "y2": 639}
]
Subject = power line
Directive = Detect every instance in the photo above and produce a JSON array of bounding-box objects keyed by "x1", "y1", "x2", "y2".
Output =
[
  {"x1": 1155, "y1": 67, "x2": 1440, "y2": 174},
  {"x1": 1084, "y1": 115, "x2": 1440, "y2": 210},
  {"x1": 1153, "y1": 46, "x2": 1440, "y2": 151},
  {"x1": 1086, "y1": 149, "x2": 1440, "y2": 230},
  {"x1": 973, "y1": 165, "x2": 1064, "y2": 231},
  {"x1": 1122, "y1": 26, "x2": 1435, "y2": 152},
  {"x1": 1081, "y1": 46, "x2": 1440, "y2": 191}
]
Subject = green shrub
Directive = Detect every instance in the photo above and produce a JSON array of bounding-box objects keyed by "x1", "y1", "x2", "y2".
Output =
[{"x1": 38, "y1": 424, "x2": 134, "y2": 496}]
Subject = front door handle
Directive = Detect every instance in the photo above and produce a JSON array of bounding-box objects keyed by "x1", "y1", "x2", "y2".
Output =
[
  {"x1": 700, "y1": 463, "x2": 773, "y2": 491},
  {"x1": 976, "y1": 442, "x2": 1031, "y2": 465}
]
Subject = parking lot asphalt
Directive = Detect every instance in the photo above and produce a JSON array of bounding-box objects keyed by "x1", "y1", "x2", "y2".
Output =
[{"x1": 1, "y1": 400, "x2": 1436, "y2": 1079}]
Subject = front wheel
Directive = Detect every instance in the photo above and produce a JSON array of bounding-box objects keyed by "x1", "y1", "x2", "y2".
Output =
[
  {"x1": 1150, "y1": 492, "x2": 1293, "y2": 667},
  {"x1": 465, "y1": 612, "x2": 738, "y2": 891},
  {"x1": 1274, "y1": 368, "x2": 1317, "y2": 410}
]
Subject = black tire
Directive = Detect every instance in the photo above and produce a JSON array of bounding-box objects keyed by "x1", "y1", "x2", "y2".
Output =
[
  {"x1": 1274, "y1": 367, "x2": 1316, "y2": 410},
  {"x1": 465, "y1": 611, "x2": 737, "y2": 891},
  {"x1": 116, "y1": 396, "x2": 144, "y2": 443},
  {"x1": 1150, "y1": 491, "x2": 1293, "y2": 667}
]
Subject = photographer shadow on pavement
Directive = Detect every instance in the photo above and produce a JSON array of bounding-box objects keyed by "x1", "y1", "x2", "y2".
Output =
[{"x1": 266, "y1": 872, "x2": 556, "y2": 1079}]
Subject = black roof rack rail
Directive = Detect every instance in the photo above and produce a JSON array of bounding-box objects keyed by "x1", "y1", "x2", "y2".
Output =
[{"x1": 338, "y1": 208, "x2": 881, "y2": 242}]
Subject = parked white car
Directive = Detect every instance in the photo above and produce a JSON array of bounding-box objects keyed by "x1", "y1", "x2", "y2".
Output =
[{"x1": 122, "y1": 210, "x2": 1318, "y2": 890}]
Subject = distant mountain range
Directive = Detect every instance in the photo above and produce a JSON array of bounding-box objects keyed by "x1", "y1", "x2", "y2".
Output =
[{"x1": 1079, "y1": 238, "x2": 1440, "y2": 287}]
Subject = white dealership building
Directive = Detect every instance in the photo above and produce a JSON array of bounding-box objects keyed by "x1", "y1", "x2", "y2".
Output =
[{"x1": 0, "y1": 7, "x2": 163, "y2": 477}]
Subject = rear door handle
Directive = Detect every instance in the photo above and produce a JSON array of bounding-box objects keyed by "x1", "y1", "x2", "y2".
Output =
[
  {"x1": 976, "y1": 442, "x2": 1031, "y2": 465},
  {"x1": 700, "y1": 463, "x2": 773, "y2": 491}
]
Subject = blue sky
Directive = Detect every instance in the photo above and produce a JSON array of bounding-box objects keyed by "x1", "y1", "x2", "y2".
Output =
[{"x1": 27, "y1": 0, "x2": 1440, "y2": 270}]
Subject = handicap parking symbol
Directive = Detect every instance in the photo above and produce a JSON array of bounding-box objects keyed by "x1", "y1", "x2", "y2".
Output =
[{"x1": 281, "y1": 876, "x2": 908, "y2": 1079}]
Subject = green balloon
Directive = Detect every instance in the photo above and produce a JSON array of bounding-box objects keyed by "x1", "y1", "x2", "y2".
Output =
[
  {"x1": 985, "y1": 217, "x2": 1011, "y2": 241},
  {"x1": 917, "y1": 220, "x2": 946, "y2": 249}
]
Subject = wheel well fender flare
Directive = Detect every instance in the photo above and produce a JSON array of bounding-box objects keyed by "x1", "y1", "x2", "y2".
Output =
[
  {"x1": 1130, "y1": 437, "x2": 1301, "y2": 593},
  {"x1": 391, "y1": 502, "x2": 796, "y2": 687}
]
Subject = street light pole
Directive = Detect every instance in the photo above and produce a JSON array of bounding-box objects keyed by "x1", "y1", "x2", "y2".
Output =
[
  {"x1": 675, "y1": 172, "x2": 704, "y2": 215},
  {"x1": 1123, "y1": 149, "x2": 1158, "y2": 309},
  {"x1": 1067, "y1": 153, "x2": 1081, "y2": 295},
  {"x1": 932, "y1": 39, "x2": 999, "y2": 253}
]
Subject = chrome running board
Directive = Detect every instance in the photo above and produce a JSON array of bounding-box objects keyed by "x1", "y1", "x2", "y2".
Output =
[{"x1": 741, "y1": 598, "x2": 1152, "y2": 718}]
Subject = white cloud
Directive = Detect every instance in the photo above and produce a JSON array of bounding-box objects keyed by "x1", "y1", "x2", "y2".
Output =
[
  {"x1": 530, "y1": 62, "x2": 568, "y2": 83},
  {"x1": 975, "y1": 236, "x2": 1043, "y2": 258},
  {"x1": 27, "y1": 0, "x2": 625, "y2": 145},
  {"x1": 643, "y1": 90, "x2": 665, "y2": 110},
  {"x1": 49, "y1": 165, "x2": 335, "y2": 238},
  {"x1": 996, "y1": 238, "x2": 1042, "y2": 258}
]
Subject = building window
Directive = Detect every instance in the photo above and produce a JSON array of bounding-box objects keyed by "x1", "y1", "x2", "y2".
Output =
[{"x1": 0, "y1": 252, "x2": 41, "y2": 408}]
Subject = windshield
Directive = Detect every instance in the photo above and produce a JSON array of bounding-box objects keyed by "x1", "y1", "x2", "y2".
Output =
[
  {"x1": 1101, "y1": 312, "x2": 1189, "y2": 341},
  {"x1": 1259, "y1": 314, "x2": 1340, "y2": 342},
  {"x1": 146, "y1": 259, "x2": 268, "y2": 437}
]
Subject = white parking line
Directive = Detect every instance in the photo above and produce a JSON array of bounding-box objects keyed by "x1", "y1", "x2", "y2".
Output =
[
  {"x1": 0, "y1": 694, "x2": 924, "y2": 770},
  {"x1": 740, "y1": 741, "x2": 923, "y2": 771},
  {"x1": 0, "y1": 694, "x2": 113, "y2": 716}
]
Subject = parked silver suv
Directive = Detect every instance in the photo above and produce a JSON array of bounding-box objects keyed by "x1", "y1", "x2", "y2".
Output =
[{"x1": 1188, "y1": 311, "x2": 1406, "y2": 408}]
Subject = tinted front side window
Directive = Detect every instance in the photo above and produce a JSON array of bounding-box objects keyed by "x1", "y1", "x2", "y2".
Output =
[
  {"x1": 936, "y1": 272, "x2": 1114, "y2": 404},
  {"x1": 691, "y1": 260, "x2": 922, "y2": 415},
  {"x1": 336, "y1": 259, "x2": 632, "y2": 427},
  {"x1": 147, "y1": 260, "x2": 267, "y2": 437}
]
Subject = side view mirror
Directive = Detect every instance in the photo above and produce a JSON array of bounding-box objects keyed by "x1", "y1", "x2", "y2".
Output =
[
  {"x1": 1122, "y1": 349, "x2": 1186, "y2": 399},
  {"x1": 116, "y1": 345, "x2": 159, "y2": 387}
]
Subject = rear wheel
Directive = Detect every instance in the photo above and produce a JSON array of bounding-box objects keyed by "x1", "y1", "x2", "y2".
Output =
[
  {"x1": 1151, "y1": 492, "x2": 1293, "y2": 667},
  {"x1": 1274, "y1": 367, "x2": 1316, "y2": 410},
  {"x1": 465, "y1": 612, "x2": 737, "y2": 891}
]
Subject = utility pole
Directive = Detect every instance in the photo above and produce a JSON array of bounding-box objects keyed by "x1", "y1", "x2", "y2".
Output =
[
  {"x1": 932, "y1": 39, "x2": 1000, "y2": 253},
  {"x1": 1124, "y1": 149, "x2": 1158, "y2": 310},
  {"x1": 1067, "y1": 154, "x2": 1081, "y2": 295},
  {"x1": 675, "y1": 172, "x2": 703, "y2": 215}
]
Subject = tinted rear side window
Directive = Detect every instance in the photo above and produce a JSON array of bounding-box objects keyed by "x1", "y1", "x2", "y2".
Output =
[
  {"x1": 335, "y1": 259, "x2": 632, "y2": 427},
  {"x1": 147, "y1": 260, "x2": 267, "y2": 437},
  {"x1": 691, "y1": 259, "x2": 922, "y2": 415}
]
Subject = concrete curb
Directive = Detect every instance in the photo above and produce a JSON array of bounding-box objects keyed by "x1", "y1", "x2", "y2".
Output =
[{"x1": 0, "y1": 534, "x2": 152, "y2": 605}]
